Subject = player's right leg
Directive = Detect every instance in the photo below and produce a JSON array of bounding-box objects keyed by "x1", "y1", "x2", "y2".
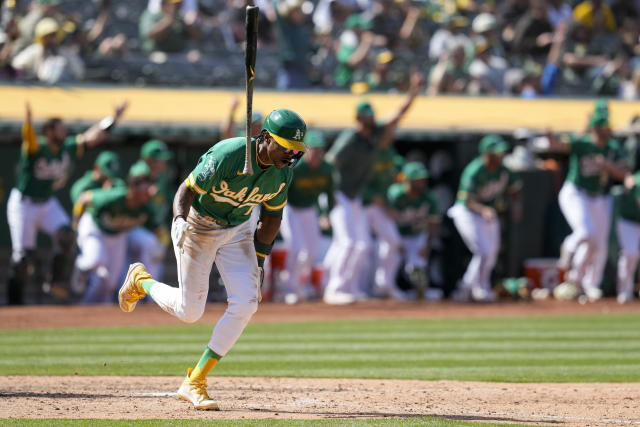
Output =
[
  {"x1": 120, "y1": 210, "x2": 215, "y2": 321},
  {"x1": 6, "y1": 189, "x2": 38, "y2": 305}
]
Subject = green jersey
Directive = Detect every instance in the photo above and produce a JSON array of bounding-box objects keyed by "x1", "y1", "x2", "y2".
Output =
[
  {"x1": 185, "y1": 137, "x2": 292, "y2": 226},
  {"x1": 618, "y1": 174, "x2": 640, "y2": 223},
  {"x1": 89, "y1": 186, "x2": 155, "y2": 235},
  {"x1": 387, "y1": 183, "x2": 439, "y2": 236},
  {"x1": 16, "y1": 135, "x2": 83, "y2": 200},
  {"x1": 70, "y1": 171, "x2": 125, "y2": 204},
  {"x1": 288, "y1": 158, "x2": 334, "y2": 209},
  {"x1": 362, "y1": 147, "x2": 401, "y2": 206},
  {"x1": 456, "y1": 157, "x2": 521, "y2": 209},
  {"x1": 566, "y1": 135, "x2": 622, "y2": 195}
]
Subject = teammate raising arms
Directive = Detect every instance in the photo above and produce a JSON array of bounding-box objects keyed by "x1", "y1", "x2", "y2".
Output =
[
  {"x1": 118, "y1": 109, "x2": 307, "y2": 410},
  {"x1": 6, "y1": 100, "x2": 128, "y2": 304}
]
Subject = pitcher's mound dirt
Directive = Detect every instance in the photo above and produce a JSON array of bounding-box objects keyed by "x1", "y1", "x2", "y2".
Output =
[{"x1": 1, "y1": 376, "x2": 639, "y2": 426}]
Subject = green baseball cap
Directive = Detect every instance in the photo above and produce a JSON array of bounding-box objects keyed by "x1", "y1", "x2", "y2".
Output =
[
  {"x1": 95, "y1": 151, "x2": 120, "y2": 179},
  {"x1": 594, "y1": 98, "x2": 609, "y2": 118},
  {"x1": 345, "y1": 14, "x2": 372, "y2": 31},
  {"x1": 479, "y1": 134, "x2": 509, "y2": 154},
  {"x1": 262, "y1": 109, "x2": 307, "y2": 152},
  {"x1": 402, "y1": 161, "x2": 429, "y2": 180},
  {"x1": 356, "y1": 101, "x2": 375, "y2": 117},
  {"x1": 304, "y1": 130, "x2": 326, "y2": 148},
  {"x1": 141, "y1": 139, "x2": 173, "y2": 160},
  {"x1": 128, "y1": 160, "x2": 151, "y2": 179}
]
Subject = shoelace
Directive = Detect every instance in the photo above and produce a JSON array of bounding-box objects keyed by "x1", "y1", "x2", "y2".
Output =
[{"x1": 190, "y1": 380, "x2": 211, "y2": 401}]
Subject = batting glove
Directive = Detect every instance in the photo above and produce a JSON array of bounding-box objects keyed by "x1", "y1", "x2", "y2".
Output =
[{"x1": 171, "y1": 216, "x2": 193, "y2": 249}]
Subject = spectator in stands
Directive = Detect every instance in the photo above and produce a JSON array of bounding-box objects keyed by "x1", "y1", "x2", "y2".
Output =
[
  {"x1": 273, "y1": 0, "x2": 314, "y2": 90},
  {"x1": 573, "y1": 0, "x2": 616, "y2": 34},
  {"x1": 139, "y1": 0, "x2": 201, "y2": 55},
  {"x1": 558, "y1": 21, "x2": 612, "y2": 88},
  {"x1": 428, "y1": 14, "x2": 469, "y2": 62},
  {"x1": 365, "y1": 50, "x2": 395, "y2": 92},
  {"x1": 512, "y1": 0, "x2": 553, "y2": 61},
  {"x1": 11, "y1": 17, "x2": 85, "y2": 83},
  {"x1": 468, "y1": 37, "x2": 507, "y2": 95},
  {"x1": 0, "y1": 15, "x2": 19, "y2": 78},
  {"x1": 471, "y1": 12, "x2": 505, "y2": 59},
  {"x1": 427, "y1": 41, "x2": 470, "y2": 96},
  {"x1": 618, "y1": 16, "x2": 640, "y2": 59},
  {"x1": 496, "y1": 0, "x2": 530, "y2": 51},
  {"x1": 546, "y1": 0, "x2": 572, "y2": 30},
  {"x1": 313, "y1": 0, "x2": 358, "y2": 37},
  {"x1": 9, "y1": 0, "x2": 64, "y2": 61},
  {"x1": 334, "y1": 13, "x2": 374, "y2": 89},
  {"x1": 85, "y1": 0, "x2": 128, "y2": 59}
]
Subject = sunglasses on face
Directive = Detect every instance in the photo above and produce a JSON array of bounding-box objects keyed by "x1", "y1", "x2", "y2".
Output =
[{"x1": 275, "y1": 142, "x2": 304, "y2": 167}]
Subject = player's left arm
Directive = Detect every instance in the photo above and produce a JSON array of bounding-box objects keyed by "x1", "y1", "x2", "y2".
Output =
[
  {"x1": 79, "y1": 99, "x2": 129, "y2": 148},
  {"x1": 72, "y1": 190, "x2": 94, "y2": 229},
  {"x1": 379, "y1": 71, "x2": 424, "y2": 148}
]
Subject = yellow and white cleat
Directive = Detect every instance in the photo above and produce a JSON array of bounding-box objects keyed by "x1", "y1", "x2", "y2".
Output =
[
  {"x1": 177, "y1": 369, "x2": 220, "y2": 410},
  {"x1": 118, "y1": 262, "x2": 150, "y2": 313}
]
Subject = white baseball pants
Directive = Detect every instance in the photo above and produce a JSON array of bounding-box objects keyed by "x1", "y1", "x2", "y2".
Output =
[
  {"x1": 448, "y1": 203, "x2": 500, "y2": 294},
  {"x1": 324, "y1": 191, "x2": 371, "y2": 298},
  {"x1": 280, "y1": 205, "x2": 321, "y2": 298},
  {"x1": 365, "y1": 204, "x2": 402, "y2": 294},
  {"x1": 6, "y1": 188, "x2": 70, "y2": 261},
  {"x1": 127, "y1": 227, "x2": 166, "y2": 280},
  {"x1": 402, "y1": 232, "x2": 428, "y2": 271},
  {"x1": 75, "y1": 213, "x2": 127, "y2": 303},
  {"x1": 146, "y1": 208, "x2": 260, "y2": 357},
  {"x1": 616, "y1": 217, "x2": 640, "y2": 298},
  {"x1": 558, "y1": 182, "x2": 612, "y2": 293}
]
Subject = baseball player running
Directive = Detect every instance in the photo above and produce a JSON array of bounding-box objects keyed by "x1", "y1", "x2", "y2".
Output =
[
  {"x1": 70, "y1": 151, "x2": 124, "y2": 204},
  {"x1": 615, "y1": 172, "x2": 640, "y2": 303},
  {"x1": 6, "y1": 100, "x2": 128, "y2": 304},
  {"x1": 126, "y1": 140, "x2": 174, "y2": 280},
  {"x1": 362, "y1": 145, "x2": 404, "y2": 299},
  {"x1": 545, "y1": 110, "x2": 627, "y2": 301},
  {"x1": 448, "y1": 135, "x2": 522, "y2": 302},
  {"x1": 71, "y1": 161, "x2": 156, "y2": 303},
  {"x1": 387, "y1": 162, "x2": 440, "y2": 299},
  {"x1": 323, "y1": 71, "x2": 423, "y2": 305},
  {"x1": 118, "y1": 109, "x2": 307, "y2": 410},
  {"x1": 279, "y1": 130, "x2": 333, "y2": 303}
]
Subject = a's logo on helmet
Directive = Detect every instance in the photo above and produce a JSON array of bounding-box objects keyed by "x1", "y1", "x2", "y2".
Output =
[{"x1": 293, "y1": 129, "x2": 304, "y2": 141}]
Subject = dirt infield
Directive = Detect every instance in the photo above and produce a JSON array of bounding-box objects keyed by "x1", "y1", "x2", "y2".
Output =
[{"x1": 2, "y1": 300, "x2": 640, "y2": 426}]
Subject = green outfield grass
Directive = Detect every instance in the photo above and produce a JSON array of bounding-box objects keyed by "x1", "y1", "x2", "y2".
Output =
[
  {"x1": 1, "y1": 314, "x2": 640, "y2": 382},
  {"x1": 0, "y1": 419, "x2": 533, "y2": 427}
]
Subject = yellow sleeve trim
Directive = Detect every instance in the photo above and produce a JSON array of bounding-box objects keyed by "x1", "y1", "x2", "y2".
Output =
[
  {"x1": 263, "y1": 198, "x2": 287, "y2": 211},
  {"x1": 186, "y1": 173, "x2": 206, "y2": 195},
  {"x1": 256, "y1": 252, "x2": 267, "y2": 258},
  {"x1": 22, "y1": 122, "x2": 38, "y2": 155},
  {"x1": 457, "y1": 190, "x2": 468, "y2": 201}
]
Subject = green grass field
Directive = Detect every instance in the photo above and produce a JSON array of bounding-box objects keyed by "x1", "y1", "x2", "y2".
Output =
[{"x1": 1, "y1": 313, "x2": 639, "y2": 382}]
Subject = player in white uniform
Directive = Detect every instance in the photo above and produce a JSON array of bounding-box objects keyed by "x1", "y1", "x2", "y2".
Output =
[
  {"x1": 72, "y1": 162, "x2": 155, "y2": 303},
  {"x1": 118, "y1": 109, "x2": 307, "y2": 410},
  {"x1": 323, "y1": 71, "x2": 423, "y2": 304},
  {"x1": 6, "y1": 101, "x2": 128, "y2": 304},
  {"x1": 448, "y1": 135, "x2": 522, "y2": 302},
  {"x1": 279, "y1": 130, "x2": 333, "y2": 303},
  {"x1": 545, "y1": 110, "x2": 627, "y2": 301}
]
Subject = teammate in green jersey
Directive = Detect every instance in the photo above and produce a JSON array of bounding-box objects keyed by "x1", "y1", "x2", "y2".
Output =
[
  {"x1": 118, "y1": 109, "x2": 307, "y2": 410},
  {"x1": 448, "y1": 135, "x2": 522, "y2": 302},
  {"x1": 6, "y1": 100, "x2": 128, "y2": 304},
  {"x1": 615, "y1": 172, "x2": 640, "y2": 303},
  {"x1": 70, "y1": 151, "x2": 124, "y2": 204},
  {"x1": 71, "y1": 161, "x2": 155, "y2": 303},
  {"x1": 387, "y1": 162, "x2": 441, "y2": 299},
  {"x1": 280, "y1": 130, "x2": 334, "y2": 303},
  {"x1": 543, "y1": 108, "x2": 627, "y2": 301}
]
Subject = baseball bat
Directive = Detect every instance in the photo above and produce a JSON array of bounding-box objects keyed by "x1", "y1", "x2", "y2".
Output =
[{"x1": 242, "y1": 5, "x2": 259, "y2": 175}]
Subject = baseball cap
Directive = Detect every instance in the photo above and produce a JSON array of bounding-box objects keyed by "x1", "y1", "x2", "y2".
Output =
[
  {"x1": 95, "y1": 151, "x2": 120, "y2": 179},
  {"x1": 479, "y1": 134, "x2": 509, "y2": 154},
  {"x1": 262, "y1": 109, "x2": 307, "y2": 152},
  {"x1": 304, "y1": 130, "x2": 326, "y2": 148},
  {"x1": 345, "y1": 14, "x2": 372, "y2": 31},
  {"x1": 34, "y1": 17, "x2": 61, "y2": 43},
  {"x1": 356, "y1": 101, "x2": 375, "y2": 117},
  {"x1": 141, "y1": 139, "x2": 173, "y2": 160},
  {"x1": 593, "y1": 98, "x2": 609, "y2": 119},
  {"x1": 376, "y1": 50, "x2": 393, "y2": 65},
  {"x1": 472, "y1": 13, "x2": 497, "y2": 33},
  {"x1": 128, "y1": 160, "x2": 151, "y2": 179},
  {"x1": 589, "y1": 110, "x2": 610, "y2": 129},
  {"x1": 402, "y1": 162, "x2": 429, "y2": 181}
]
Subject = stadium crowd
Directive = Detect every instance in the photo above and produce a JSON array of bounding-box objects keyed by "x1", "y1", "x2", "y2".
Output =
[{"x1": 0, "y1": 0, "x2": 639, "y2": 97}]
